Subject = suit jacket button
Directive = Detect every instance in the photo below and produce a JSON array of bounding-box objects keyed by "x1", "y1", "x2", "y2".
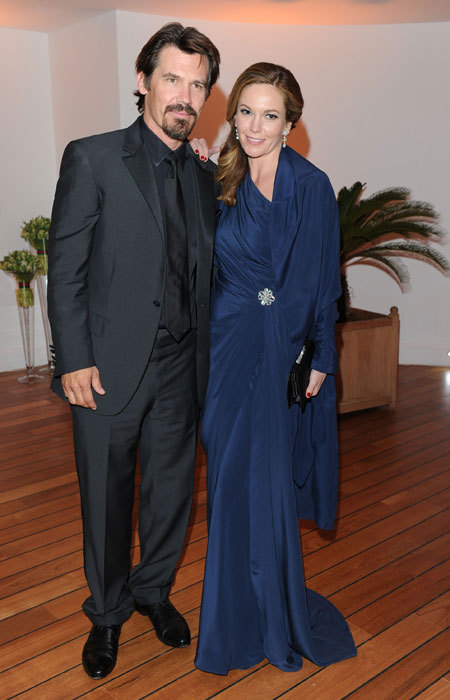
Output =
[{"x1": 153, "y1": 299, "x2": 161, "y2": 307}]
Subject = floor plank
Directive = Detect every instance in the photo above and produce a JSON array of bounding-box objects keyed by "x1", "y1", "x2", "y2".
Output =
[{"x1": 0, "y1": 365, "x2": 449, "y2": 700}]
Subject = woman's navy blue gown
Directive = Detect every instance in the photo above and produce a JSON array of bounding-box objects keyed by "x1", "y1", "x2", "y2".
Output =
[{"x1": 195, "y1": 169, "x2": 357, "y2": 675}]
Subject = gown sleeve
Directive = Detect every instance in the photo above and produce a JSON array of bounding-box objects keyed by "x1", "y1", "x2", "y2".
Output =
[
  {"x1": 290, "y1": 171, "x2": 341, "y2": 530},
  {"x1": 308, "y1": 174, "x2": 341, "y2": 375}
]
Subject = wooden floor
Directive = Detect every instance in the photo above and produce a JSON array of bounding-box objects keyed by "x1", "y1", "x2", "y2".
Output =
[{"x1": 0, "y1": 365, "x2": 449, "y2": 700}]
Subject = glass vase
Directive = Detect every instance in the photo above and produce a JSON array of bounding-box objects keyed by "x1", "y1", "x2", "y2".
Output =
[
  {"x1": 13, "y1": 275, "x2": 44, "y2": 383},
  {"x1": 35, "y1": 270, "x2": 55, "y2": 374}
]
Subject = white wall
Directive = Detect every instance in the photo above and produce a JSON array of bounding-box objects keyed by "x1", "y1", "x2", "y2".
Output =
[
  {"x1": 0, "y1": 13, "x2": 121, "y2": 373},
  {"x1": 48, "y1": 11, "x2": 121, "y2": 165},
  {"x1": 0, "y1": 27, "x2": 57, "y2": 371},
  {"x1": 0, "y1": 14, "x2": 448, "y2": 371},
  {"x1": 116, "y1": 13, "x2": 450, "y2": 366}
]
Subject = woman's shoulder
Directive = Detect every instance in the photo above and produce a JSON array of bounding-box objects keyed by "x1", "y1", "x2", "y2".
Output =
[{"x1": 284, "y1": 147, "x2": 330, "y2": 186}]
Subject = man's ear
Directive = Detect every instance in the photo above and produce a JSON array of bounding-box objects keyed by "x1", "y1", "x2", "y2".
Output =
[{"x1": 137, "y1": 72, "x2": 149, "y2": 96}]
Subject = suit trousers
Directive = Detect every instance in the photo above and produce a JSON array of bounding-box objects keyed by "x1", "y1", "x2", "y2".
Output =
[{"x1": 71, "y1": 329, "x2": 198, "y2": 625}]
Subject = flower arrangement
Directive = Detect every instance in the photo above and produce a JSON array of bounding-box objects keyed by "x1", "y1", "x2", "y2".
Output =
[
  {"x1": 0, "y1": 249, "x2": 41, "y2": 307},
  {"x1": 21, "y1": 216, "x2": 51, "y2": 274}
]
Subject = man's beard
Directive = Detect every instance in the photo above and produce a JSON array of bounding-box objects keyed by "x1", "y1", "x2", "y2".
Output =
[{"x1": 162, "y1": 103, "x2": 197, "y2": 141}]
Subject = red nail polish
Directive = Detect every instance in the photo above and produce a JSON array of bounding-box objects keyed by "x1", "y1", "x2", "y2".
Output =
[
  {"x1": 306, "y1": 392, "x2": 311, "y2": 398},
  {"x1": 201, "y1": 155, "x2": 206, "y2": 161},
  {"x1": 194, "y1": 149, "x2": 199, "y2": 154}
]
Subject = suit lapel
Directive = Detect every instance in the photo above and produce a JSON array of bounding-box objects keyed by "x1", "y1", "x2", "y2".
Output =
[{"x1": 121, "y1": 119, "x2": 163, "y2": 237}]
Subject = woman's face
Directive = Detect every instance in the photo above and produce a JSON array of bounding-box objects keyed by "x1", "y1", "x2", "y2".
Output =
[{"x1": 235, "y1": 83, "x2": 291, "y2": 162}]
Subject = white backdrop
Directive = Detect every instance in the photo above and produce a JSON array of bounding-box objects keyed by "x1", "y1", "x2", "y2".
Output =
[
  {"x1": 0, "y1": 13, "x2": 449, "y2": 370},
  {"x1": 49, "y1": 11, "x2": 121, "y2": 163},
  {"x1": 116, "y1": 13, "x2": 450, "y2": 366},
  {"x1": 0, "y1": 27, "x2": 56, "y2": 370}
]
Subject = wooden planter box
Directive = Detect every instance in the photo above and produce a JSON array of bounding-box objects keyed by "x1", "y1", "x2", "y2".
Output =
[{"x1": 335, "y1": 306, "x2": 399, "y2": 414}]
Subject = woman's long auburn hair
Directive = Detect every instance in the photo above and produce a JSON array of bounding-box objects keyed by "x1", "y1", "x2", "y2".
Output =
[{"x1": 217, "y1": 63, "x2": 304, "y2": 206}]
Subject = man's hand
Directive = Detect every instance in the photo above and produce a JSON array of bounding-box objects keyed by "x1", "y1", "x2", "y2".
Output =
[
  {"x1": 62, "y1": 366, "x2": 105, "y2": 410},
  {"x1": 306, "y1": 369, "x2": 327, "y2": 399}
]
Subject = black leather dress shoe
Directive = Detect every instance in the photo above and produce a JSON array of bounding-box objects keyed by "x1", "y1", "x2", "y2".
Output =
[
  {"x1": 82, "y1": 624, "x2": 121, "y2": 679},
  {"x1": 136, "y1": 600, "x2": 190, "y2": 648}
]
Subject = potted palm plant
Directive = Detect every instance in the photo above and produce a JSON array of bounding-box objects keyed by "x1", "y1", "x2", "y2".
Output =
[{"x1": 335, "y1": 182, "x2": 449, "y2": 413}]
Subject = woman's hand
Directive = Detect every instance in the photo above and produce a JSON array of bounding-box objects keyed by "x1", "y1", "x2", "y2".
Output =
[
  {"x1": 306, "y1": 369, "x2": 327, "y2": 398},
  {"x1": 190, "y1": 137, "x2": 209, "y2": 161},
  {"x1": 189, "y1": 138, "x2": 221, "y2": 162}
]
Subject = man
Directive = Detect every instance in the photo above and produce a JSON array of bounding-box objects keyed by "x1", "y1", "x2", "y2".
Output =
[{"x1": 48, "y1": 23, "x2": 220, "y2": 680}]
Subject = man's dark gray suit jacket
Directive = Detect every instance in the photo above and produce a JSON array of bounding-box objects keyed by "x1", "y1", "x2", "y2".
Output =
[{"x1": 48, "y1": 118, "x2": 217, "y2": 415}]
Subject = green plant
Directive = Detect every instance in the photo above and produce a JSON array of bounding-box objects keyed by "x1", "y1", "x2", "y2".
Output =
[
  {"x1": 0, "y1": 249, "x2": 41, "y2": 307},
  {"x1": 21, "y1": 216, "x2": 51, "y2": 274},
  {"x1": 337, "y1": 182, "x2": 449, "y2": 319},
  {"x1": 21, "y1": 215, "x2": 50, "y2": 243}
]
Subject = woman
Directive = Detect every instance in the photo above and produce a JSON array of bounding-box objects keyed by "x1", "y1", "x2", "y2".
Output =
[{"x1": 194, "y1": 63, "x2": 357, "y2": 675}]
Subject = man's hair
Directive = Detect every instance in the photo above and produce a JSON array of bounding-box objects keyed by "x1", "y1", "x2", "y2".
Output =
[{"x1": 134, "y1": 22, "x2": 221, "y2": 112}]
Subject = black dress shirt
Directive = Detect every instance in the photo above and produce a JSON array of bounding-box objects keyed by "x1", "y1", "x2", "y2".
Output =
[{"x1": 139, "y1": 117, "x2": 197, "y2": 329}]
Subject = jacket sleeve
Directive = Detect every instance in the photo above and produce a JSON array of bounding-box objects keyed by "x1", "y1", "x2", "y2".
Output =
[
  {"x1": 48, "y1": 141, "x2": 100, "y2": 376},
  {"x1": 310, "y1": 174, "x2": 341, "y2": 375}
]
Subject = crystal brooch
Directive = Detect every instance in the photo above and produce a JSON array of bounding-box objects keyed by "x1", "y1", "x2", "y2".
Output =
[{"x1": 258, "y1": 288, "x2": 275, "y2": 306}]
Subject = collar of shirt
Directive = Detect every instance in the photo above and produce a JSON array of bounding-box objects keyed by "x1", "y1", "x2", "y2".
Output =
[{"x1": 139, "y1": 116, "x2": 187, "y2": 169}]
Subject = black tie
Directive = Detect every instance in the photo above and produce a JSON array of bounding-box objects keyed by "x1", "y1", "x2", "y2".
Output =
[{"x1": 163, "y1": 156, "x2": 191, "y2": 342}]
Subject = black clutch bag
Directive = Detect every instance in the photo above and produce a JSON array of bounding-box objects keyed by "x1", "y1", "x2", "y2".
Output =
[{"x1": 287, "y1": 339, "x2": 314, "y2": 411}]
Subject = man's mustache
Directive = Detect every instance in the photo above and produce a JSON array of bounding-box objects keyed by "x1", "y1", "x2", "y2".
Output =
[{"x1": 165, "y1": 103, "x2": 197, "y2": 118}]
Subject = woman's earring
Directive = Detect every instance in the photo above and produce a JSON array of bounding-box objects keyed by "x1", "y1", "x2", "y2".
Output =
[
  {"x1": 282, "y1": 129, "x2": 287, "y2": 148},
  {"x1": 235, "y1": 124, "x2": 239, "y2": 141}
]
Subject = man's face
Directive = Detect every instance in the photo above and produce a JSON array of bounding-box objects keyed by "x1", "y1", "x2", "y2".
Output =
[{"x1": 137, "y1": 45, "x2": 209, "y2": 149}]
